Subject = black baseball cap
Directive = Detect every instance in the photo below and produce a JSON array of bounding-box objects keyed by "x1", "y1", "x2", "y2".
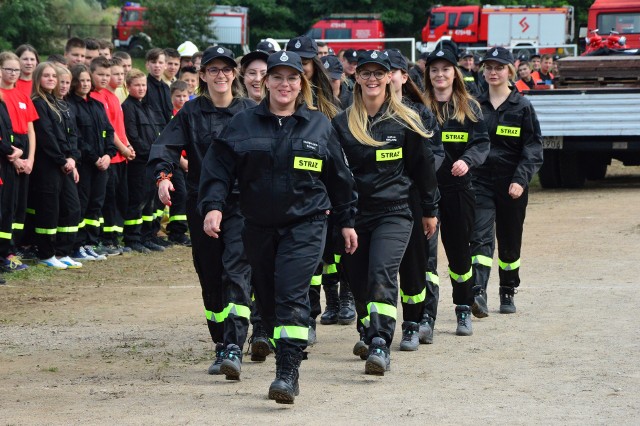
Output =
[
  {"x1": 530, "y1": 53, "x2": 541, "y2": 59},
  {"x1": 201, "y1": 46, "x2": 236, "y2": 67},
  {"x1": 418, "y1": 51, "x2": 430, "y2": 61},
  {"x1": 321, "y1": 55, "x2": 343, "y2": 80},
  {"x1": 517, "y1": 53, "x2": 530, "y2": 62},
  {"x1": 286, "y1": 36, "x2": 317, "y2": 59},
  {"x1": 460, "y1": 51, "x2": 474, "y2": 59},
  {"x1": 241, "y1": 50, "x2": 269, "y2": 68},
  {"x1": 481, "y1": 46, "x2": 515, "y2": 65},
  {"x1": 267, "y1": 50, "x2": 303, "y2": 73},
  {"x1": 426, "y1": 48, "x2": 458, "y2": 67},
  {"x1": 343, "y1": 49, "x2": 359, "y2": 63},
  {"x1": 256, "y1": 40, "x2": 277, "y2": 54},
  {"x1": 385, "y1": 49, "x2": 408, "y2": 72},
  {"x1": 356, "y1": 50, "x2": 391, "y2": 71}
]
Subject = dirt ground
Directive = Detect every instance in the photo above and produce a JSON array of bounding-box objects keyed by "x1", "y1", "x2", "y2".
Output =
[{"x1": 1, "y1": 162, "x2": 639, "y2": 425}]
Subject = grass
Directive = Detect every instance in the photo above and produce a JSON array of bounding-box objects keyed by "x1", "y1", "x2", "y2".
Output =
[{"x1": 42, "y1": 366, "x2": 59, "y2": 373}]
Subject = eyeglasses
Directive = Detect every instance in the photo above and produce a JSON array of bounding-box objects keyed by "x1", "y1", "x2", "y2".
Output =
[
  {"x1": 205, "y1": 67, "x2": 234, "y2": 76},
  {"x1": 1, "y1": 68, "x2": 20, "y2": 74},
  {"x1": 484, "y1": 65, "x2": 506, "y2": 73},
  {"x1": 270, "y1": 74, "x2": 301, "y2": 85},
  {"x1": 358, "y1": 70, "x2": 388, "y2": 80}
]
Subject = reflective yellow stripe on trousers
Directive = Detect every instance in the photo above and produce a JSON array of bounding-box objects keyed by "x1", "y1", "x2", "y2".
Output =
[
  {"x1": 472, "y1": 255, "x2": 493, "y2": 267},
  {"x1": 400, "y1": 288, "x2": 426, "y2": 304},
  {"x1": 273, "y1": 325, "x2": 309, "y2": 341},
  {"x1": 449, "y1": 267, "x2": 473, "y2": 283},
  {"x1": 499, "y1": 258, "x2": 521, "y2": 271},
  {"x1": 204, "y1": 303, "x2": 251, "y2": 323}
]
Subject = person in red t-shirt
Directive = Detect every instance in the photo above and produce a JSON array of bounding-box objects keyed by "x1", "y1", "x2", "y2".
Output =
[
  {"x1": 15, "y1": 45, "x2": 40, "y2": 99},
  {"x1": 0, "y1": 52, "x2": 39, "y2": 270},
  {"x1": 89, "y1": 56, "x2": 136, "y2": 255}
]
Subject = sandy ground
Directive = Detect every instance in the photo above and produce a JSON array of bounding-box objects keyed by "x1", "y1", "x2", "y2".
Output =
[{"x1": 1, "y1": 163, "x2": 639, "y2": 425}]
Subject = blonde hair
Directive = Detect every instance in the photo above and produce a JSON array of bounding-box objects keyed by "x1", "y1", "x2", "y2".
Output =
[
  {"x1": 261, "y1": 71, "x2": 317, "y2": 111},
  {"x1": 126, "y1": 68, "x2": 146, "y2": 86},
  {"x1": 52, "y1": 64, "x2": 71, "y2": 100},
  {"x1": 346, "y1": 80, "x2": 432, "y2": 147},
  {"x1": 424, "y1": 64, "x2": 480, "y2": 126},
  {"x1": 481, "y1": 62, "x2": 517, "y2": 86},
  {"x1": 31, "y1": 62, "x2": 62, "y2": 121}
]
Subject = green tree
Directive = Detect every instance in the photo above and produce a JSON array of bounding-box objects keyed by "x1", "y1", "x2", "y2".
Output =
[
  {"x1": 144, "y1": 0, "x2": 216, "y2": 49},
  {"x1": 0, "y1": 0, "x2": 56, "y2": 52}
]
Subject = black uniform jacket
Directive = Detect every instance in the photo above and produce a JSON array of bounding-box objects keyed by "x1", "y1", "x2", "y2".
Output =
[
  {"x1": 198, "y1": 100, "x2": 357, "y2": 229},
  {"x1": 122, "y1": 96, "x2": 161, "y2": 163},
  {"x1": 436, "y1": 100, "x2": 490, "y2": 192},
  {"x1": 0, "y1": 101, "x2": 15, "y2": 157},
  {"x1": 144, "y1": 74, "x2": 172, "y2": 128},
  {"x1": 33, "y1": 95, "x2": 79, "y2": 168},
  {"x1": 405, "y1": 99, "x2": 444, "y2": 171},
  {"x1": 476, "y1": 88, "x2": 543, "y2": 186},
  {"x1": 461, "y1": 68, "x2": 481, "y2": 98},
  {"x1": 148, "y1": 96, "x2": 256, "y2": 198},
  {"x1": 67, "y1": 93, "x2": 116, "y2": 166},
  {"x1": 332, "y1": 102, "x2": 439, "y2": 217}
]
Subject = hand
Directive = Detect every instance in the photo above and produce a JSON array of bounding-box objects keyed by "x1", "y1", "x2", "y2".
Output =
[
  {"x1": 451, "y1": 160, "x2": 469, "y2": 177},
  {"x1": 422, "y1": 216, "x2": 438, "y2": 239},
  {"x1": 72, "y1": 168, "x2": 80, "y2": 183},
  {"x1": 157, "y1": 179, "x2": 175, "y2": 206},
  {"x1": 179, "y1": 157, "x2": 188, "y2": 173},
  {"x1": 508, "y1": 182, "x2": 524, "y2": 199},
  {"x1": 22, "y1": 158, "x2": 33, "y2": 174},
  {"x1": 13, "y1": 158, "x2": 24, "y2": 173},
  {"x1": 341, "y1": 227, "x2": 358, "y2": 254},
  {"x1": 7, "y1": 146, "x2": 23, "y2": 162},
  {"x1": 203, "y1": 210, "x2": 223, "y2": 238},
  {"x1": 123, "y1": 146, "x2": 135, "y2": 161}
]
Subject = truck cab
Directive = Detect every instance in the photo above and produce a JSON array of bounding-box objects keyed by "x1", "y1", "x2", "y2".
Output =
[
  {"x1": 113, "y1": 2, "x2": 148, "y2": 50},
  {"x1": 588, "y1": 0, "x2": 640, "y2": 49},
  {"x1": 422, "y1": 5, "x2": 482, "y2": 50},
  {"x1": 306, "y1": 14, "x2": 385, "y2": 52}
]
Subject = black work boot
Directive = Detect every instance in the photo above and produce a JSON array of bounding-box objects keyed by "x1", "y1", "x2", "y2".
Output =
[
  {"x1": 455, "y1": 305, "x2": 473, "y2": 336},
  {"x1": 499, "y1": 286, "x2": 517, "y2": 314},
  {"x1": 268, "y1": 351, "x2": 302, "y2": 404},
  {"x1": 320, "y1": 284, "x2": 340, "y2": 325},
  {"x1": 337, "y1": 289, "x2": 356, "y2": 325},
  {"x1": 418, "y1": 313, "x2": 434, "y2": 344},
  {"x1": 220, "y1": 344, "x2": 243, "y2": 380},
  {"x1": 352, "y1": 326, "x2": 368, "y2": 360},
  {"x1": 365, "y1": 337, "x2": 390, "y2": 376},
  {"x1": 208, "y1": 342, "x2": 225, "y2": 375},
  {"x1": 308, "y1": 318, "x2": 317, "y2": 346},
  {"x1": 249, "y1": 322, "x2": 272, "y2": 362},
  {"x1": 471, "y1": 286, "x2": 489, "y2": 318},
  {"x1": 399, "y1": 321, "x2": 420, "y2": 351}
]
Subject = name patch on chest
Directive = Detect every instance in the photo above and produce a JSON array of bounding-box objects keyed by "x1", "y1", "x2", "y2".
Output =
[
  {"x1": 496, "y1": 125, "x2": 521, "y2": 137},
  {"x1": 302, "y1": 140, "x2": 319, "y2": 151},
  {"x1": 294, "y1": 157, "x2": 322, "y2": 172},
  {"x1": 442, "y1": 132, "x2": 469, "y2": 142},
  {"x1": 376, "y1": 147, "x2": 403, "y2": 161}
]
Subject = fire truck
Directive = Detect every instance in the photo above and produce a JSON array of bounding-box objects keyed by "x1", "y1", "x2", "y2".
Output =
[
  {"x1": 306, "y1": 14, "x2": 386, "y2": 52},
  {"x1": 420, "y1": 4, "x2": 574, "y2": 54},
  {"x1": 112, "y1": 2, "x2": 249, "y2": 54},
  {"x1": 586, "y1": 0, "x2": 640, "y2": 49}
]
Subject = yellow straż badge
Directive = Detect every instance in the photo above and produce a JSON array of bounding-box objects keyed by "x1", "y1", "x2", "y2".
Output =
[
  {"x1": 496, "y1": 126, "x2": 521, "y2": 137},
  {"x1": 294, "y1": 157, "x2": 322, "y2": 172},
  {"x1": 376, "y1": 147, "x2": 402, "y2": 161},
  {"x1": 442, "y1": 132, "x2": 469, "y2": 142}
]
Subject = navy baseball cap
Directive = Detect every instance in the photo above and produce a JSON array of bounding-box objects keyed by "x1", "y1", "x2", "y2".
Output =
[
  {"x1": 286, "y1": 36, "x2": 317, "y2": 59},
  {"x1": 385, "y1": 49, "x2": 408, "y2": 72},
  {"x1": 426, "y1": 48, "x2": 458, "y2": 67},
  {"x1": 321, "y1": 55, "x2": 343, "y2": 80},
  {"x1": 267, "y1": 50, "x2": 303, "y2": 73},
  {"x1": 201, "y1": 46, "x2": 236, "y2": 67},
  {"x1": 481, "y1": 46, "x2": 515, "y2": 65},
  {"x1": 517, "y1": 53, "x2": 530, "y2": 62},
  {"x1": 256, "y1": 40, "x2": 277, "y2": 54},
  {"x1": 241, "y1": 50, "x2": 269, "y2": 68},
  {"x1": 343, "y1": 49, "x2": 359, "y2": 63},
  {"x1": 356, "y1": 50, "x2": 391, "y2": 71},
  {"x1": 460, "y1": 51, "x2": 474, "y2": 59}
]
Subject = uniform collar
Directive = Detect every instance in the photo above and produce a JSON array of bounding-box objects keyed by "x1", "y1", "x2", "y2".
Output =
[
  {"x1": 255, "y1": 99, "x2": 311, "y2": 122},
  {"x1": 478, "y1": 86, "x2": 520, "y2": 107}
]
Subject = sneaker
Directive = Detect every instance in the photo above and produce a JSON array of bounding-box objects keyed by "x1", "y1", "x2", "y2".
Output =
[
  {"x1": 153, "y1": 236, "x2": 173, "y2": 248},
  {"x1": 38, "y1": 256, "x2": 68, "y2": 270},
  {"x1": 220, "y1": 344, "x2": 243, "y2": 381},
  {"x1": 168, "y1": 234, "x2": 192, "y2": 247},
  {"x1": 96, "y1": 243, "x2": 121, "y2": 256},
  {"x1": 455, "y1": 305, "x2": 473, "y2": 336},
  {"x1": 499, "y1": 286, "x2": 517, "y2": 314},
  {"x1": 59, "y1": 256, "x2": 83, "y2": 269},
  {"x1": 365, "y1": 337, "x2": 390, "y2": 376},
  {"x1": 119, "y1": 245, "x2": 133, "y2": 254},
  {"x1": 471, "y1": 288, "x2": 489, "y2": 318},
  {"x1": 208, "y1": 343, "x2": 225, "y2": 375},
  {"x1": 84, "y1": 245, "x2": 107, "y2": 261},
  {"x1": 142, "y1": 240, "x2": 165, "y2": 252},
  {"x1": 308, "y1": 318, "x2": 317, "y2": 346},
  {"x1": 352, "y1": 327, "x2": 368, "y2": 360},
  {"x1": 72, "y1": 246, "x2": 97, "y2": 262},
  {"x1": 418, "y1": 315, "x2": 434, "y2": 344},
  {"x1": 16, "y1": 247, "x2": 38, "y2": 262},
  {"x1": 249, "y1": 323, "x2": 272, "y2": 362},
  {"x1": 399, "y1": 321, "x2": 420, "y2": 351},
  {"x1": 1, "y1": 255, "x2": 29, "y2": 272},
  {"x1": 126, "y1": 242, "x2": 151, "y2": 254}
]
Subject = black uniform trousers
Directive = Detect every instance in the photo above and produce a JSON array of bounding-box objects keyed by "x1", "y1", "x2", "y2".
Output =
[
  {"x1": 440, "y1": 188, "x2": 476, "y2": 306},
  {"x1": 342, "y1": 208, "x2": 412, "y2": 346},
  {"x1": 166, "y1": 167, "x2": 188, "y2": 238},
  {"x1": 187, "y1": 196, "x2": 252, "y2": 348},
  {"x1": 470, "y1": 175, "x2": 528, "y2": 291},
  {"x1": 76, "y1": 162, "x2": 108, "y2": 248},
  {"x1": 0, "y1": 159, "x2": 17, "y2": 257},
  {"x1": 13, "y1": 134, "x2": 29, "y2": 248},
  {"x1": 423, "y1": 224, "x2": 440, "y2": 322},
  {"x1": 123, "y1": 161, "x2": 155, "y2": 244},
  {"x1": 101, "y1": 161, "x2": 128, "y2": 245},
  {"x1": 243, "y1": 217, "x2": 326, "y2": 356}
]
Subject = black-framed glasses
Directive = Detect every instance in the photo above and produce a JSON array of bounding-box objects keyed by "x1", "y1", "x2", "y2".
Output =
[
  {"x1": 358, "y1": 70, "x2": 387, "y2": 80},
  {"x1": 205, "y1": 67, "x2": 234, "y2": 76},
  {"x1": 1, "y1": 68, "x2": 20, "y2": 74}
]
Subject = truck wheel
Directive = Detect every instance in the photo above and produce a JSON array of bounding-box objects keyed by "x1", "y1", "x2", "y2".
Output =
[
  {"x1": 558, "y1": 151, "x2": 586, "y2": 188},
  {"x1": 584, "y1": 157, "x2": 608, "y2": 181},
  {"x1": 129, "y1": 41, "x2": 146, "y2": 58},
  {"x1": 538, "y1": 150, "x2": 561, "y2": 188}
]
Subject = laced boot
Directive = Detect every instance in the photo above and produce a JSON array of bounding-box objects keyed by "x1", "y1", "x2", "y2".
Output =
[
  {"x1": 365, "y1": 337, "x2": 390, "y2": 376},
  {"x1": 220, "y1": 344, "x2": 242, "y2": 380},
  {"x1": 268, "y1": 351, "x2": 302, "y2": 404},
  {"x1": 320, "y1": 284, "x2": 340, "y2": 325},
  {"x1": 399, "y1": 321, "x2": 420, "y2": 351},
  {"x1": 471, "y1": 286, "x2": 489, "y2": 318},
  {"x1": 418, "y1": 313, "x2": 434, "y2": 344},
  {"x1": 208, "y1": 343, "x2": 225, "y2": 375},
  {"x1": 455, "y1": 305, "x2": 473, "y2": 336},
  {"x1": 352, "y1": 326, "x2": 368, "y2": 360},
  {"x1": 499, "y1": 286, "x2": 517, "y2": 314},
  {"x1": 337, "y1": 289, "x2": 356, "y2": 325},
  {"x1": 249, "y1": 322, "x2": 271, "y2": 362}
]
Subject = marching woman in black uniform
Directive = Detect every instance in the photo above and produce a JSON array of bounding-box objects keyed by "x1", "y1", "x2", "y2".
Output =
[
  {"x1": 423, "y1": 48, "x2": 490, "y2": 335},
  {"x1": 198, "y1": 51, "x2": 357, "y2": 404},
  {"x1": 470, "y1": 47, "x2": 542, "y2": 316},
  {"x1": 332, "y1": 50, "x2": 439, "y2": 375},
  {"x1": 148, "y1": 47, "x2": 256, "y2": 378}
]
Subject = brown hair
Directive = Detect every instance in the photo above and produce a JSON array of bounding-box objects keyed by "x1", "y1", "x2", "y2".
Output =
[
  {"x1": 424, "y1": 64, "x2": 479, "y2": 126},
  {"x1": 32, "y1": 62, "x2": 62, "y2": 120}
]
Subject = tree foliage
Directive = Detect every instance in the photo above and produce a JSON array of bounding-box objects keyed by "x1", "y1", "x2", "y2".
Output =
[
  {"x1": 144, "y1": 0, "x2": 216, "y2": 49},
  {"x1": 0, "y1": 0, "x2": 57, "y2": 52}
]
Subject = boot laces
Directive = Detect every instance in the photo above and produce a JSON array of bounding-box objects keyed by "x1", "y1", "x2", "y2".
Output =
[{"x1": 458, "y1": 311, "x2": 469, "y2": 327}]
